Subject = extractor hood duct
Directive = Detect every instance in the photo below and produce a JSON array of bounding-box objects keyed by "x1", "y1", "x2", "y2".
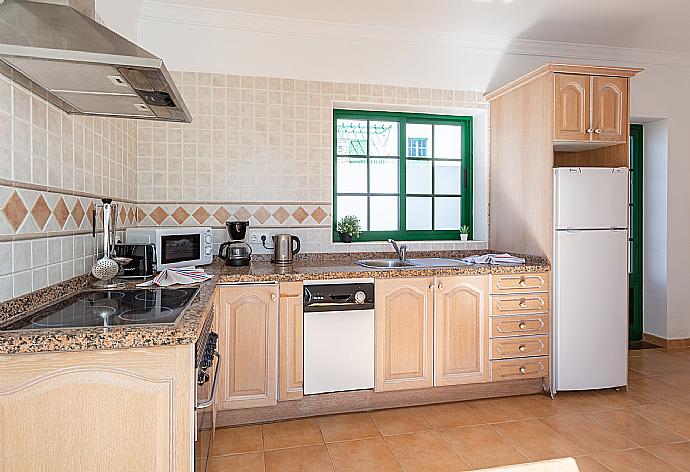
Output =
[{"x1": 0, "y1": 0, "x2": 192, "y2": 122}]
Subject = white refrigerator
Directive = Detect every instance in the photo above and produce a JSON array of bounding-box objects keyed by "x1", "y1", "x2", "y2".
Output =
[{"x1": 553, "y1": 167, "x2": 629, "y2": 392}]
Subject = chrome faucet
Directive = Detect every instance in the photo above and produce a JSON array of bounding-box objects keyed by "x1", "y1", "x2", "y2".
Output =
[{"x1": 387, "y1": 239, "x2": 408, "y2": 262}]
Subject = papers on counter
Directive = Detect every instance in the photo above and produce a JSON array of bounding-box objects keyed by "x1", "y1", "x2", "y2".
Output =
[
  {"x1": 137, "y1": 267, "x2": 213, "y2": 287},
  {"x1": 461, "y1": 253, "x2": 526, "y2": 265}
]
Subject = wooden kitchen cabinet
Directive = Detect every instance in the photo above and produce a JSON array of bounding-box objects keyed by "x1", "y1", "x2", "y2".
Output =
[
  {"x1": 217, "y1": 284, "x2": 278, "y2": 410},
  {"x1": 375, "y1": 277, "x2": 434, "y2": 392},
  {"x1": 278, "y1": 281, "x2": 304, "y2": 401},
  {"x1": 554, "y1": 72, "x2": 628, "y2": 145},
  {"x1": 434, "y1": 275, "x2": 490, "y2": 386}
]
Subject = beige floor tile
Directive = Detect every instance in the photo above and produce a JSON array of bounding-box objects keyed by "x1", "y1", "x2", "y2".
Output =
[
  {"x1": 540, "y1": 414, "x2": 636, "y2": 453},
  {"x1": 327, "y1": 437, "x2": 402, "y2": 472},
  {"x1": 673, "y1": 401, "x2": 690, "y2": 414},
  {"x1": 491, "y1": 419, "x2": 587, "y2": 461},
  {"x1": 628, "y1": 349, "x2": 668, "y2": 359},
  {"x1": 628, "y1": 356, "x2": 690, "y2": 376},
  {"x1": 210, "y1": 425, "x2": 263, "y2": 457},
  {"x1": 369, "y1": 407, "x2": 434, "y2": 436},
  {"x1": 385, "y1": 430, "x2": 470, "y2": 471},
  {"x1": 439, "y1": 424, "x2": 529, "y2": 469},
  {"x1": 646, "y1": 442, "x2": 690, "y2": 471},
  {"x1": 465, "y1": 396, "x2": 535, "y2": 423},
  {"x1": 593, "y1": 448, "x2": 682, "y2": 472},
  {"x1": 595, "y1": 387, "x2": 661, "y2": 407},
  {"x1": 262, "y1": 418, "x2": 324, "y2": 450},
  {"x1": 628, "y1": 369, "x2": 647, "y2": 379},
  {"x1": 317, "y1": 412, "x2": 380, "y2": 442},
  {"x1": 418, "y1": 402, "x2": 485, "y2": 429},
  {"x1": 510, "y1": 394, "x2": 578, "y2": 418},
  {"x1": 586, "y1": 409, "x2": 686, "y2": 447},
  {"x1": 265, "y1": 444, "x2": 333, "y2": 472},
  {"x1": 556, "y1": 391, "x2": 621, "y2": 413},
  {"x1": 208, "y1": 452, "x2": 265, "y2": 472},
  {"x1": 655, "y1": 374, "x2": 690, "y2": 391},
  {"x1": 573, "y1": 456, "x2": 614, "y2": 472},
  {"x1": 629, "y1": 377, "x2": 690, "y2": 402},
  {"x1": 633, "y1": 404, "x2": 690, "y2": 439}
]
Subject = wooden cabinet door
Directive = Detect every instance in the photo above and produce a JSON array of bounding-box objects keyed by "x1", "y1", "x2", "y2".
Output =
[
  {"x1": 435, "y1": 275, "x2": 490, "y2": 386},
  {"x1": 375, "y1": 277, "x2": 434, "y2": 392},
  {"x1": 554, "y1": 73, "x2": 590, "y2": 142},
  {"x1": 279, "y1": 282, "x2": 304, "y2": 401},
  {"x1": 591, "y1": 76, "x2": 628, "y2": 143},
  {"x1": 217, "y1": 284, "x2": 278, "y2": 410}
]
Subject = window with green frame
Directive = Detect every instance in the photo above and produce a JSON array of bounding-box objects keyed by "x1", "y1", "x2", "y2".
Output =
[{"x1": 333, "y1": 110, "x2": 473, "y2": 242}]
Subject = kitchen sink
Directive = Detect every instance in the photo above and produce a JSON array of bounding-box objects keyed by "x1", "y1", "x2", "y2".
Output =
[{"x1": 356, "y1": 257, "x2": 470, "y2": 269}]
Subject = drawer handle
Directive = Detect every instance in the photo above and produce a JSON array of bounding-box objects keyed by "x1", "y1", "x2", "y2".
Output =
[
  {"x1": 519, "y1": 367, "x2": 527, "y2": 374},
  {"x1": 518, "y1": 322, "x2": 528, "y2": 330},
  {"x1": 518, "y1": 345, "x2": 527, "y2": 352},
  {"x1": 518, "y1": 299, "x2": 527, "y2": 308},
  {"x1": 518, "y1": 278, "x2": 527, "y2": 287}
]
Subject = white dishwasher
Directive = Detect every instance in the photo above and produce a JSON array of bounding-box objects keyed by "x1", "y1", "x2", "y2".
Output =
[{"x1": 303, "y1": 279, "x2": 375, "y2": 395}]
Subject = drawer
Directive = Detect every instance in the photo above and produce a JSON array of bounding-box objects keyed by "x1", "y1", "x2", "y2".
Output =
[
  {"x1": 491, "y1": 294, "x2": 549, "y2": 316},
  {"x1": 491, "y1": 273, "x2": 549, "y2": 294},
  {"x1": 491, "y1": 357, "x2": 549, "y2": 381},
  {"x1": 491, "y1": 335, "x2": 549, "y2": 360},
  {"x1": 491, "y1": 314, "x2": 549, "y2": 338}
]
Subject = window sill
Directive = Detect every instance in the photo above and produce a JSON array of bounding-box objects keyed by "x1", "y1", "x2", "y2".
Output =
[{"x1": 327, "y1": 239, "x2": 489, "y2": 252}]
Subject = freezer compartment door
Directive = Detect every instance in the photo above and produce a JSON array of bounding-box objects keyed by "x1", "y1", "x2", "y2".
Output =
[
  {"x1": 555, "y1": 229, "x2": 628, "y2": 391},
  {"x1": 555, "y1": 167, "x2": 628, "y2": 229}
]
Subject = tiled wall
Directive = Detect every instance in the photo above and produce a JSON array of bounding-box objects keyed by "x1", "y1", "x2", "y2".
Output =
[
  {"x1": 0, "y1": 74, "x2": 138, "y2": 301},
  {"x1": 136, "y1": 72, "x2": 490, "y2": 254}
]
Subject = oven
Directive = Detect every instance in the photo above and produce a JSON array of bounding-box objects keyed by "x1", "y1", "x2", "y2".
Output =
[
  {"x1": 194, "y1": 310, "x2": 220, "y2": 472},
  {"x1": 125, "y1": 227, "x2": 213, "y2": 271}
]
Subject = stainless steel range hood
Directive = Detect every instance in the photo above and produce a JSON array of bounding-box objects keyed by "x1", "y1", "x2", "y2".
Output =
[{"x1": 0, "y1": 0, "x2": 192, "y2": 122}]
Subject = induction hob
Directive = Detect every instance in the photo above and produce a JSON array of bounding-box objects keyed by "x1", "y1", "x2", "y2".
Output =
[{"x1": 1, "y1": 287, "x2": 199, "y2": 331}]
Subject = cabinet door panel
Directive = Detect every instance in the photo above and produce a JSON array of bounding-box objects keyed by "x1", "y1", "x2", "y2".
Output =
[
  {"x1": 591, "y1": 76, "x2": 628, "y2": 143},
  {"x1": 279, "y1": 282, "x2": 304, "y2": 401},
  {"x1": 375, "y1": 277, "x2": 434, "y2": 391},
  {"x1": 435, "y1": 275, "x2": 489, "y2": 386},
  {"x1": 218, "y1": 285, "x2": 278, "y2": 410},
  {"x1": 554, "y1": 73, "x2": 590, "y2": 142}
]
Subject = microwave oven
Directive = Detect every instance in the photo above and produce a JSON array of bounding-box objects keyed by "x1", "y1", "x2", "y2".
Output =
[{"x1": 125, "y1": 226, "x2": 213, "y2": 271}]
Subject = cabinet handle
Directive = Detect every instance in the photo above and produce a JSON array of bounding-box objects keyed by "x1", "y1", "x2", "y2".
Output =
[
  {"x1": 429, "y1": 285, "x2": 435, "y2": 292},
  {"x1": 518, "y1": 322, "x2": 528, "y2": 330},
  {"x1": 438, "y1": 283, "x2": 444, "y2": 291},
  {"x1": 519, "y1": 367, "x2": 527, "y2": 374},
  {"x1": 518, "y1": 345, "x2": 527, "y2": 352},
  {"x1": 518, "y1": 299, "x2": 527, "y2": 308},
  {"x1": 271, "y1": 294, "x2": 277, "y2": 302},
  {"x1": 518, "y1": 278, "x2": 527, "y2": 287},
  {"x1": 587, "y1": 128, "x2": 594, "y2": 133},
  {"x1": 594, "y1": 129, "x2": 602, "y2": 133}
]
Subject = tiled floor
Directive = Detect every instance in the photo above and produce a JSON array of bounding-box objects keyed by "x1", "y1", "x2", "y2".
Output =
[{"x1": 208, "y1": 348, "x2": 690, "y2": 471}]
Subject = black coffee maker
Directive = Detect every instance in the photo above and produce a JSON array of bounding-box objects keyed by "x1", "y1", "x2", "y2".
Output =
[{"x1": 218, "y1": 221, "x2": 252, "y2": 266}]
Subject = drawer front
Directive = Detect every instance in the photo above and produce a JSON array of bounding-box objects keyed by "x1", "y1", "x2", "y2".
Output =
[
  {"x1": 491, "y1": 315, "x2": 549, "y2": 338},
  {"x1": 491, "y1": 294, "x2": 549, "y2": 316},
  {"x1": 491, "y1": 357, "x2": 549, "y2": 381},
  {"x1": 491, "y1": 273, "x2": 549, "y2": 294},
  {"x1": 491, "y1": 335, "x2": 549, "y2": 360}
]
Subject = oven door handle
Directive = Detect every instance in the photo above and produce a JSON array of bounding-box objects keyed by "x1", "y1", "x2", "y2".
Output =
[{"x1": 196, "y1": 351, "x2": 221, "y2": 410}]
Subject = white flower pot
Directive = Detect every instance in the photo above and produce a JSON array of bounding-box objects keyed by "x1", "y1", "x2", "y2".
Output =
[{"x1": 460, "y1": 234, "x2": 469, "y2": 242}]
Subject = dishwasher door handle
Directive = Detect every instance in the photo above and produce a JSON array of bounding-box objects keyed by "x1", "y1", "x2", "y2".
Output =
[{"x1": 196, "y1": 351, "x2": 221, "y2": 410}]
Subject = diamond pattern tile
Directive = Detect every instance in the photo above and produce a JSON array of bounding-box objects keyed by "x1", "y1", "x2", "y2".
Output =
[
  {"x1": 85, "y1": 202, "x2": 95, "y2": 229},
  {"x1": 72, "y1": 200, "x2": 85, "y2": 227},
  {"x1": 214, "y1": 207, "x2": 231, "y2": 224},
  {"x1": 31, "y1": 195, "x2": 51, "y2": 230},
  {"x1": 253, "y1": 206, "x2": 271, "y2": 224},
  {"x1": 311, "y1": 207, "x2": 327, "y2": 224},
  {"x1": 292, "y1": 207, "x2": 308, "y2": 223},
  {"x1": 193, "y1": 207, "x2": 211, "y2": 224},
  {"x1": 3, "y1": 191, "x2": 28, "y2": 232},
  {"x1": 171, "y1": 207, "x2": 189, "y2": 224},
  {"x1": 150, "y1": 206, "x2": 168, "y2": 225},
  {"x1": 273, "y1": 207, "x2": 290, "y2": 224},
  {"x1": 234, "y1": 207, "x2": 251, "y2": 222},
  {"x1": 127, "y1": 207, "x2": 135, "y2": 223},
  {"x1": 53, "y1": 197, "x2": 69, "y2": 229},
  {"x1": 118, "y1": 207, "x2": 126, "y2": 225},
  {"x1": 136, "y1": 208, "x2": 146, "y2": 223}
]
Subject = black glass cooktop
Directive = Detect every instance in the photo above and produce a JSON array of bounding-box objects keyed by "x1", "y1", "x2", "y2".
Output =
[{"x1": 1, "y1": 287, "x2": 199, "y2": 331}]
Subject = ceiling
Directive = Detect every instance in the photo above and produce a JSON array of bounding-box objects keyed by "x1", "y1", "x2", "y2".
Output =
[{"x1": 142, "y1": 0, "x2": 690, "y2": 52}]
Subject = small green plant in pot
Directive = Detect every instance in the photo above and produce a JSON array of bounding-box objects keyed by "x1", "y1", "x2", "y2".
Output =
[
  {"x1": 459, "y1": 225, "x2": 471, "y2": 242},
  {"x1": 336, "y1": 215, "x2": 361, "y2": 243}
]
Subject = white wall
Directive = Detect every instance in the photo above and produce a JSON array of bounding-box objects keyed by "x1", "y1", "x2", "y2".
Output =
[{"x1": 127, "y1": 5, "x2": 690, "y2": 338}]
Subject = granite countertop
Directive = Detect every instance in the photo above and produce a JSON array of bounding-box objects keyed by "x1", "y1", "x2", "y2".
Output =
[{"x1": 0, "y1": 250, "x2": 549, "y2": 355}]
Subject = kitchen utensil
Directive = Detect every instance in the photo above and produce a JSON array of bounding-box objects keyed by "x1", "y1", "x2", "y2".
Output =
[
  {"x1": 261, "y1": 233, "x2": 300, "y2": 265},
  {"x1": 91, "y1": 199, "x2": 125, "y2": 289}
]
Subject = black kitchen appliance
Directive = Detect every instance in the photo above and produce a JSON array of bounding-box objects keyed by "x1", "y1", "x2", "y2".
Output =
[
  {"x1": 114, "y1": 243, "x2": 156, "y2": 278},
  {"x1": 218, "y1": 220, "x2": 252, "y2": 266}
]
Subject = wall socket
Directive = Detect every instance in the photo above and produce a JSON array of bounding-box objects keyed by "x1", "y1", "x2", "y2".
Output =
[{"x1": 250, "y1": 234, "x2": 258, "y2": 243}]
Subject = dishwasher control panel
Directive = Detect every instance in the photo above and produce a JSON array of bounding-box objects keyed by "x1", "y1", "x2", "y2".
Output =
[{"x1": 303, "y1": 282, "x2": 374, "y2": 312}]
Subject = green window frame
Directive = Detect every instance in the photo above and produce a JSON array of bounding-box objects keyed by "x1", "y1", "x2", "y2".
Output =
[{"x1": 333, "y1": 109, "x2": 473, "y2": 242}]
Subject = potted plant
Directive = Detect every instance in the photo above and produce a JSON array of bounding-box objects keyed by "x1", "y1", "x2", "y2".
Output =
[
  {"x1": 336, "y1": 215, "x2": 361, "y2": 243},
  {"x1": 459, "y1": 225, "x2": 470, "y2": 242}
]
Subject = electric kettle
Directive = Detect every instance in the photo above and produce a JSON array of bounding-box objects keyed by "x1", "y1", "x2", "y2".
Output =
[{"x1": 262, "y1": 234, "x2": 300, "y2": 265}]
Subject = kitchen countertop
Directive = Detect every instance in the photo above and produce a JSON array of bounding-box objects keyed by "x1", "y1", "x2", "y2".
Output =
[{"x1": 0, "y1": 251, "x2": 549, "y2": 355}]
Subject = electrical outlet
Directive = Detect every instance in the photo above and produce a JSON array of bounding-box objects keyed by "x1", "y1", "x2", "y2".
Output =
[{"x1": 250, "y1": 234, "x2": 258, "y2": 243}]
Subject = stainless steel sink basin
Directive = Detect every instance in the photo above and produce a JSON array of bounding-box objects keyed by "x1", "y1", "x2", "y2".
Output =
[
  {"x1": 356, "y1": 257, "x2": 470, "y2": 269},
  {"x1": 356, "y1": 259, "x2": 415, "y2": 269}
]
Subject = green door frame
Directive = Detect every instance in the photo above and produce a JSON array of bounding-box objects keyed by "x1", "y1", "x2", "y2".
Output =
[{"x1": 629, "y1": 124, "x2": 643, "y2": 341}]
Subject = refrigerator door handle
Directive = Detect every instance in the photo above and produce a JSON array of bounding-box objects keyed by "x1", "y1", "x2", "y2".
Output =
[{"x1": 564, "y1": 228, "x2": 581, "y2": 233}]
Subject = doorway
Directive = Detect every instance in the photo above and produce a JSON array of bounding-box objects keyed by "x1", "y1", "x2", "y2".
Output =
[{"x1": 629, "y1": 124, "x2": 643, "y2": 341}]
